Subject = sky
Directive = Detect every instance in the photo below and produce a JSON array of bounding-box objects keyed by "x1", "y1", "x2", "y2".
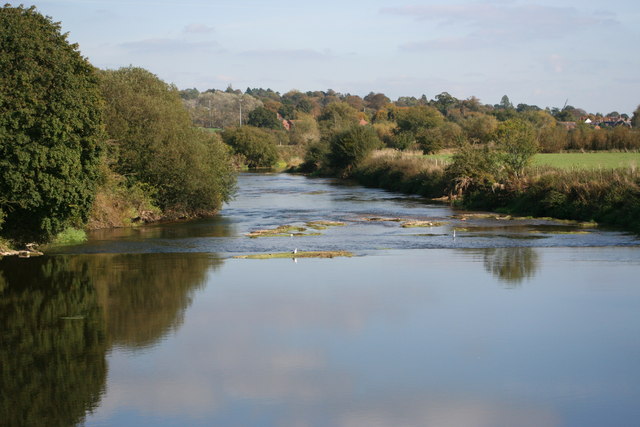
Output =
[{"x1": 23, "y1": 0, "x2": 640, "y2": 114}]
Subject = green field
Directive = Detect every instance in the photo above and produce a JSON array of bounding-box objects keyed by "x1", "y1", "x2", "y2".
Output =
[
  {"x1": 426, "y1": 152, "x2": 640, "y2": 170},
  {"x1": 532, "y1": 152, "x2": 640, "y2": 170}
]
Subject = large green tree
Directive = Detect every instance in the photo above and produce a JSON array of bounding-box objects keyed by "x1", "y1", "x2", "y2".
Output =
[
  {"x1": 0, "y1": 5, "x2": 103, "y2": 241},
  {"x1": 99, "y1": 67, "x2": 235, "y2": 215}
]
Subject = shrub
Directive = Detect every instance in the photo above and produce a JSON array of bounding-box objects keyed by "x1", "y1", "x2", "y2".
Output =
[
  {"x1": 495, "y1": 119, "x2": 539, "y2": 178},
  {"x1": 222, "y1": 126, "x2": 279, "y2": 168},
  {"x1": 328, "y1": 125, "x2": 382, "y2": 173}
]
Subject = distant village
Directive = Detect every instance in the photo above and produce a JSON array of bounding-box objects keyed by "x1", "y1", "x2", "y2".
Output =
[{"x1": 560, "y1": 115, "x2": 633, "y2": 130}]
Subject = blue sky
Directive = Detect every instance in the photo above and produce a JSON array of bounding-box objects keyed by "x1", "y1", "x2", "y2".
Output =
[{"x1": 25, "y1": 0, "x2": 640, "y2": 114}]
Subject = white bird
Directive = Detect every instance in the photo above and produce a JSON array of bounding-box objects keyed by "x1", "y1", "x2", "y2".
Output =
[{"x1": 292, "y1": 248, "x2": 298, "y2": 254}]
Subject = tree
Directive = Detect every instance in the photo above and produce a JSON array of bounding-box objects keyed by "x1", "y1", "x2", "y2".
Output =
[
  {"x1": 631, "y1": 105, "x2": 640, "y2": 128},
  {"x1": 289, "y1": 113, "x2": 320, "y2": 146},
  {"x1": 0, "y1": 5, "x2": 103, "y2": 241},
  {"x1": 99, "y1": 67, "x2": 235, "y2": 214},
  {"x1": 222, "y1": 126, "x2": 279, "y2": 168},
  {"x1": 495, "y1": 119, "x2": 539, "y2": 178},
  {"x1": 433, "y1": 92, "x2": 458, "y2": 116},
  {"x1": 498, "y1": 95, "x2": 513, "y2": 109},
  {"x1": 417, "y1": 122, "x2": 464, "y2": 154},
  {"x1": 364, "y1": 92, "x2": 390, "y2": 111},
  {"x1": 461, "y1": 113, "x2": 498, "y2": 143},
  {"x1": 318, "y1": 102, "x2": 360, "y2": 136},
  {"x1": 248, "y1": 106, "x2": 281, "y2": 129},
  {"x1": 395, "y1": 106, "x2": 445, "y2": 135},
  {"x1": 329, "y1": 125, "x2": 381, "y2": 173}
]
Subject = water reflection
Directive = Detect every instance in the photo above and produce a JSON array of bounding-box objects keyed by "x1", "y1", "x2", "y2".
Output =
[
  {"x1": 0, "y1": 253, "x2": 222, "y2": 426},
  {"x1": 0, "y1": 257, "x2": 106, "y2": 427},
  {"x1": 482, "y1": 247, "x2": 540, "y2": 285},
  {"x1": 85, "y1": 253, "x2": 222, "y2": 349}
]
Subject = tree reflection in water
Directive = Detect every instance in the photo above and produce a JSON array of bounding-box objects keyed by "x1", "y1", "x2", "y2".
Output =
[
  {"x1": 0, "y1": 256, "x2": 106, "y2": 427},
  {"x1": 0, "y1": 252, "x2": 221, "y2": 426},
  {"x1": 482, "y1": 247, "x2": 540, "y2": 285}
]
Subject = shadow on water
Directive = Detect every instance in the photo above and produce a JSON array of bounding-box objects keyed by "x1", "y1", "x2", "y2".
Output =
[{"x1": 0, "y1": 253, "x2": 223, "y2": 426}]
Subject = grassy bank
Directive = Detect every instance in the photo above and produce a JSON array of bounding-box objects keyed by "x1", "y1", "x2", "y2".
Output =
[
  {"x1": 427, "y1": 151, "x2": 640, "y2": 170},
  {"x1": 351, "y1": 150, "x2": 640, "y2": 233}
]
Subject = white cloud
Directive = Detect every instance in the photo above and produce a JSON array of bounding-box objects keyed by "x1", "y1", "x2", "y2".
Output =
[
  {"x1": 385, "y1": 2, "x2": 619, "y2": 51},
  {"x1": 240, "y1": 48, "x2": 335, "y2": 61},
  {"x1": 119, "y1": 38, "x2": 225, "y2": 55},
  {"x1": 183, "y1": 23, "x2": 215, "y2": 34}
]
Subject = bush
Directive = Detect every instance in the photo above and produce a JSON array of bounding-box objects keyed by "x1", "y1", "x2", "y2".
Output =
[
  {"x1": 222, "y1": 126, "x2": 279, "y2": 168},
  {"x1": 300, "y1": 140, "x2": 330, "y2": 173},
  {"x1": 328, "y1": 125, "x2": 382, "y2": 173},
  {"x1": 50, "y1": 228, "x2": 87, "y2": 245},
  {"x1": 495, "y1": 119, "x2": 538, "y2": 178},
  {"x1": 446, "y1": 143, "x2": 501, "y2": 195},
  {"x1": 0, "y1": 5, "x2": 104, "y2": 242}
]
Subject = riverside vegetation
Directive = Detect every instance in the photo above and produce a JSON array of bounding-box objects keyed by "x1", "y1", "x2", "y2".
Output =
[
  {"x1": 2, "y1": 5, "x2": 640, "y2": 249},
  {"x1": 1, "y1": 5, "x2": 236, "y2": 248}
]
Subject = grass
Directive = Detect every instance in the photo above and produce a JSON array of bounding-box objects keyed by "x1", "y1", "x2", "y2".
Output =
[
  {"x1": 0, "y1": 237, "x2": 13, "y2": 253},
  {"x1": 532, "y1": 152, "x2": 640, "y2": 170},
  {"x1": 50, "y1": 227, "x2": 87, "y2": 245},
  {"x1": 234, "y1": 250, "x2": 354, "y2": 259},
  {"x1": 425, "y1": 151, "x2": 640, "y2": 170}
]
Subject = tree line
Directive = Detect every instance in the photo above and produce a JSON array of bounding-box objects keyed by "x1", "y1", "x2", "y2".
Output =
[{"x1": 180, "y1": 85, "x2": 640, "y2": 174}]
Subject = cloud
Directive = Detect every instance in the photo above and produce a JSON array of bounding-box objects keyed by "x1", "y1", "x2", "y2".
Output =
[
  {"x1": 385, "y1": 2, "x2": 619, "y2": 51},
  {"x1": 183, "y1": 23, "x2": 215, "y2": 34},
  {"x1": 240, "y1": 48, "x2": 334, "y2": 61},
  {"x1": 119, "y1": 38, "x2": 225, "y2": 55}
]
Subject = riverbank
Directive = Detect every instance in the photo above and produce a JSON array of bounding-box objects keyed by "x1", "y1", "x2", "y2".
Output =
[{"x1": 346, "y1": 150, "x2": 640, "y2": 233}]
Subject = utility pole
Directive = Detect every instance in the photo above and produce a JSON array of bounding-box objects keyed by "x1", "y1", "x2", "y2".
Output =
[
  {"x1": 208, "y1": 99, "x2": 212, "y2": 128},
  {"x1": 239, "y1": 96, "x2": 243, "y2": 127}
]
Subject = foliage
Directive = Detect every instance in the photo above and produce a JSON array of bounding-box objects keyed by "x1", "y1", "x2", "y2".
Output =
[
  {"x1": 0, "y1": 5, "x2": 104, "y2": 242},
  {"x1": 364, "y1": 92, "x2": 390, "y2": 111},
  {"x1": 50, "y1": 227, "x2": 87, "y2": 245},
  {"x1": 461, "y1": 113, "x2": 498, "y2": 143},
  {"x1": 328, "y1": 125, "x2": 382, "y2": 173},
  {"x1": 633, "y1": 105, "x2": 640, "y2": 128},
  {"x1": 446, "y1": 143, "x2": 501, "y2": 195},
  {"x1": 300, "y1": 140, "x2": 331, "y2": 173},
  {"x1": 394, "y1": 105, "x2": 445, "y2": 135},
  {"x1": 318, "y1": 102, "x2": 360, "y2": 136},
  {"x1": 222, "y1": 126, "x2": 279, "y2": 168},
  {"x1": 388, "y1": 131, "x2": 415, "y2": 151},
  {"x1": 353, "y1": 150, "x2": 447, "y2": 198},
  {"x1": 183, "y1": 91, "x2": 262, "y2": 128},
  {"x1": 432, "y1": 92, "x2": 458, "y2": 116},
  {"x1": 247, "y1": 106, "x2": 281, "y2": 129},
  {"x1": 289, "y1": 113, "x2": 320, "y2": 146},
  {"x1": 417, "y1": 122, "x2": 464, "y2": 154},
  {"x1": 99, "y1": 67, "x2": 236, "y2": 215},
  {"x1": 494, "y1": 119, "x2": 539, "y2": 178}
]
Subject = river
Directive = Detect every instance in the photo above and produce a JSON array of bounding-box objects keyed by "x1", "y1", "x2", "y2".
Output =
[{"x1": 1, "y1": 173, "x2": 639, "y2": 427}]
